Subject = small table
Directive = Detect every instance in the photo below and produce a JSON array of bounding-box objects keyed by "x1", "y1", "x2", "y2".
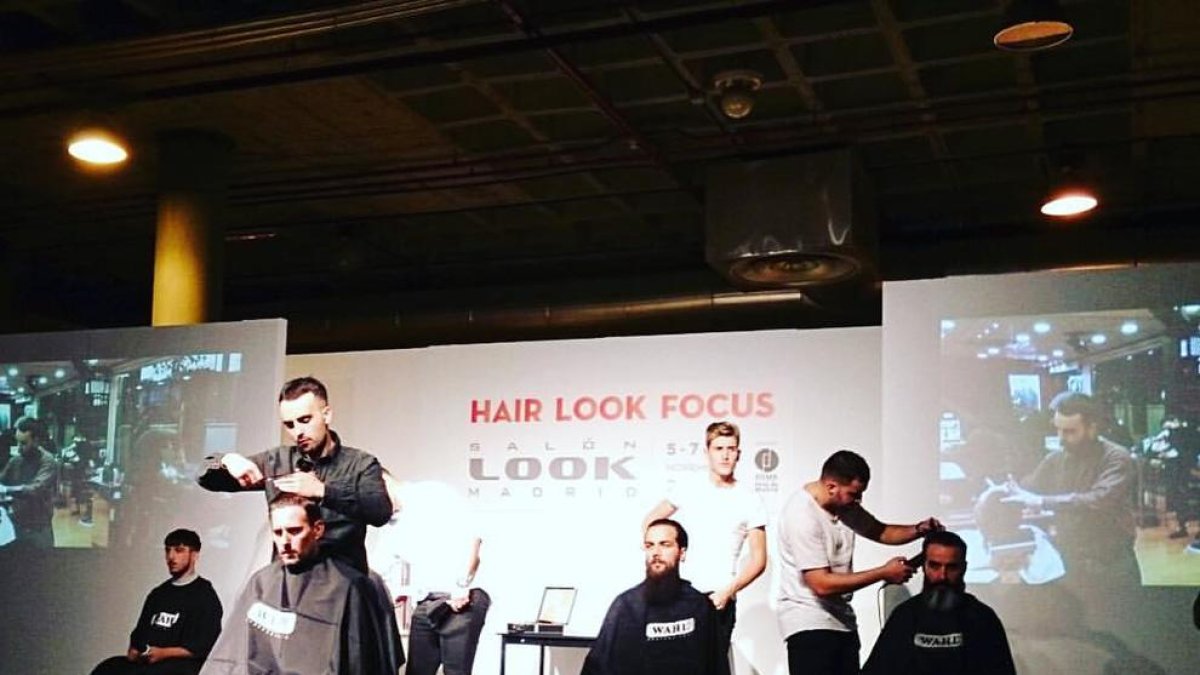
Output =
[{"x1": 499, "y1": 631, "x2": 594, "y2": 675}]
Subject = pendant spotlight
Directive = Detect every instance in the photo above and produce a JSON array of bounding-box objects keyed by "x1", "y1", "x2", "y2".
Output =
[
  {"x1": 67, "y1": 127, "x2": 130, "y2": 166},
  {"x1": 994, "y1": 0, "x2": 1073, "y2": 52}
]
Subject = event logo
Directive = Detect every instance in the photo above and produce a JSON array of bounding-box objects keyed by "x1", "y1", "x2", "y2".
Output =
[
  {"x1": 754, "y1": 447, "x2": 780, "y2": 494},
  {"x1": 754, "y1": 448, "x2": 779, "y2": 473},
  {"x1": 467, "y1": 440, "x2": 640, "y2": 500},
  {"x1": 151, "y1": 611, "x2": 180, "y2": 629},
  {"x1": 469, "y1": 455, "x2": 634, "y2": 480}
]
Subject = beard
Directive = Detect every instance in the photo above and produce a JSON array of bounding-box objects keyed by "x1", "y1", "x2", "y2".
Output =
[
  {"x1": 643, "y1": 562, "x2": 683, "y2": 606},
  {"x1": 922, "y1": 579, "x2": 966, "y2": 612}
]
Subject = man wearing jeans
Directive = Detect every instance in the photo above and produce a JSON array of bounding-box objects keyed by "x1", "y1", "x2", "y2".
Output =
[{"x1": 375, "y1": 477, "x2": 489, "y2": 675}]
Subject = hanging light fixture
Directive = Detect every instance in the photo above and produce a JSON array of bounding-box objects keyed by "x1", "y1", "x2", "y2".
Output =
[
  {"x1": 1040, "y1": 188, "x2": 1097, "y2": 217},
  {"x1": 712, "y1": 70, "x2": 763, "y2": 120},
  {"x1": 1040, "y1": 151, "x2": 1097, "y2": 218},
  {"x1": 67, "y1": 127, "x2": 130, "y2": 166},
  {"x1": 994, "y1": 0, "x2": 1074, "y2": 52}
]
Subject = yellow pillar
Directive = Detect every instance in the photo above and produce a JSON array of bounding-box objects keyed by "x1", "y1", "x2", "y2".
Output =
[{"x1": 152, "y1": 130, "x2": 233, "y2": 326}]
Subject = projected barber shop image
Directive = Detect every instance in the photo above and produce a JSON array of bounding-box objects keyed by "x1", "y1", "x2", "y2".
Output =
[
  {"x1": 0, "y1": 353, "x2": 247, "y2": 550},
  {"x1": 938, "y1": 307, "x2": 1200, "y2": 587}
]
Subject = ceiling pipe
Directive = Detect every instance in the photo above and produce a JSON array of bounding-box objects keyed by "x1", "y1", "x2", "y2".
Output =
[{"x1": 266, "y1": 288, "x2": 858, "y2": 353}]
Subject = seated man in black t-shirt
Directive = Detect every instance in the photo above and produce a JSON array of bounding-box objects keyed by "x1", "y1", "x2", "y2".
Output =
[
  {"x1": 91, "y1": 529, "x2": 223, "y2": 675},
  {"x1": 583, "y1": 518, "x2": 720, "y2": 675},
  {"x1": 863, "y1": 531, "x2": 1015, "y2": 675}
]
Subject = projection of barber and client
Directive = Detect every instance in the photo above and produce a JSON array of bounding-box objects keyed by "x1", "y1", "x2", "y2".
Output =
[
  {"x1": 0, "y1": 353, "x2": 251, "y2": 551},
  {"x1": 938, "y1": 307, "x2": 1200, "y2": 588}
]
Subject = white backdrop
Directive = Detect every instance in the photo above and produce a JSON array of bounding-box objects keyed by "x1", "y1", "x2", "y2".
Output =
[{"x1": 288, "y1": 327, "x2": 885, "y2": 675}]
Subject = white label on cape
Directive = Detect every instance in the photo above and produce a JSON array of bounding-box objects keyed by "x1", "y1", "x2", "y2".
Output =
[
  {"x1": 645, "y1": 617, "x2": 695, "y2": 640},
  {"x1": 913, "y1": 632, "x2": 963, "y2": 649},
  {"x1": 247, "y1": 601, "x2": 297, "y2": 638}
]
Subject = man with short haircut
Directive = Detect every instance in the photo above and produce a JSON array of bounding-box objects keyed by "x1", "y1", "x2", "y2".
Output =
[
  {"x1": 0, "y1": 416, "x2": 58, "y2": 548},
  {"x1": 201, "y1": 494, "x2": 401, "y2": 675},
  {"x1": 1000, "y1": 391, "x2": 1138, "y2": 586},
  {"x1": 583, "y1": 519, "x2": 720, "y2": 675},
  {"x1": 197, "y1": 376, "x2": 392, "y2": 573},
  {"x1": 863, "y1": 531, "x2": 1016, "y2": 675},
  {"x1": 644, "y1": 421, "x2": 767, "y2": 674},
  {"x1": 777, "y1": 449, "x2": 942, "y2": 675},
  {"x1": 91, "y1": 529, "x2": 223, "y2": 675}
]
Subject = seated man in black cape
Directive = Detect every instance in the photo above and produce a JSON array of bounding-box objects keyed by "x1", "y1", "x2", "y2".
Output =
[
  {"x1": 200, "y1": 494, "x2": 402, "y2": 675},
  {"x1": 582, "y1": 518, "x2": 720, "y2": 675},
  {"x1": 863, "y1": 531, "x2": 1015, "y2": 675}
]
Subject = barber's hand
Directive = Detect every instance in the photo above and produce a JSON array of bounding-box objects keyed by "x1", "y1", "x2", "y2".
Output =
[
  {"x1": 273, "y1": 471, "x2": 326, "y2": 499},
  {"x1": 144, "y1": 646, "x2": 164, "y2": 664},
  {"x1": 448, "y1": 594, "x2": 471, "y2": 612},
  {"x1": 125, "y1": 648, "x2": 140, "y2": 662},
  {"x1": 221, "y1": 453, "x2": 264, "y2": 488},
  {"x1": 1001, "y1": 482, "x2": 1043, "y2": 509},
  {"x1": 709, "y1": 588, "x2": 734, "y2": 611},
  {"x1": 915, "y1": 517, "x2": 943, "y2": 537},
  {"x1": 881, "y1": 557, "x2": 915, "y2": 584}
]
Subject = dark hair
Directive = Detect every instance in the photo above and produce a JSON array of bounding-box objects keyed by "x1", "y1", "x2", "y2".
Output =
[
  {"x1": 14, "y1": 416, "x2": 43, "y2": 439},
  {"x1": 646, "y1": 518, "x2": 689, "y2": 549},
  {"x1": 922, "y1": 530, "x2": 967, "y2": 558},
  {"x1": 1050, "y1": 391, "x2": 1102, "y2": 425},
  {"x1": 279, "y1": 376, "x2": 328, "y2": 404},
  {"x1": 164, "y1": 528, "x2": 202, "y2": 551},
  {"x1": 705, "y1": 421, "x2": 740, "y2": 448},
  {"x1": 269, "y1": 492, "x2": 324, "y2": 525},
  {"x1": 821, "y1": 449, "x2": 871, "y2": 484}
]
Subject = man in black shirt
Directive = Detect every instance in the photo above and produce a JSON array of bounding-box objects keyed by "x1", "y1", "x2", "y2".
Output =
[
  {"x1": 91, "y1": 529, "x2": 223, "y2": 675},
  {"x1": 197, "y1": 376, "x2": 391, "y2": 573},
  {"x1": 0, "y1": 416, "x2": 57, "y2": 548},
  {"x1": 863, "y1": 531, "x2": 1015, "y2": 675},
  {"x1": 583, "y1": 518, "x2": 720, "y2": 675}
]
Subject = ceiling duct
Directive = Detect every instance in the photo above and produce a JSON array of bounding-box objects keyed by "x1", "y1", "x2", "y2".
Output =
[{"x1": 705, "y1": 149, "x2": 877, "y2": 289}]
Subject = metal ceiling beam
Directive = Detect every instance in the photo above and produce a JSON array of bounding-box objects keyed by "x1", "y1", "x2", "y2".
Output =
[
  {"x1": 0, "y1": 0, "x2": 820, "y2": 118},
  {"x1": 0, "y1": 0, "x2": 486, "y2": 74}
]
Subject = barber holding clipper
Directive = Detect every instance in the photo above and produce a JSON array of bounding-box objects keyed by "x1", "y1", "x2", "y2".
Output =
[
  {"x1": 863, "y1": 531, "x2": 1016, "y2": 675},
  {"x1": 197, "y1": 376, "x2": 391, "y2": 573},
  {"x1": 777, "y1": 450, "x2": 943, "y2": 675}
]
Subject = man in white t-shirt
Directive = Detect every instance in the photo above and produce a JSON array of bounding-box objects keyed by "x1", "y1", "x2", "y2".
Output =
[
  {"x1": 777, "y1": 449, "x2": 942, "y2": 675},
  {"x1": 645, "y1": 421, "x2": 767, "y2": 675},
  {"x1": 373, "y1": 477, "x2": 488, "y2": 675}
]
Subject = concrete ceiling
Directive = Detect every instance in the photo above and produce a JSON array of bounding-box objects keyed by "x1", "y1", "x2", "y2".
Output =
[{"x1": 1, "y1": 0, "x2": 1198, "y2": 351}]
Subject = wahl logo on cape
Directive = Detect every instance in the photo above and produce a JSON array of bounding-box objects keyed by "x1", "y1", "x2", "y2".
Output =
[
  {"x1": 913, "y1": 632, "x2": 963, "y2": 649},
  {"x1": 645, "y1": 618, "x2": 695, "y2": 640},
  {"x1": 151, "y1": 612, "x2": 180, "y2": 629},
  {"x1": 247, "y1": 601, "x2": 297, "y2": 639}
]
